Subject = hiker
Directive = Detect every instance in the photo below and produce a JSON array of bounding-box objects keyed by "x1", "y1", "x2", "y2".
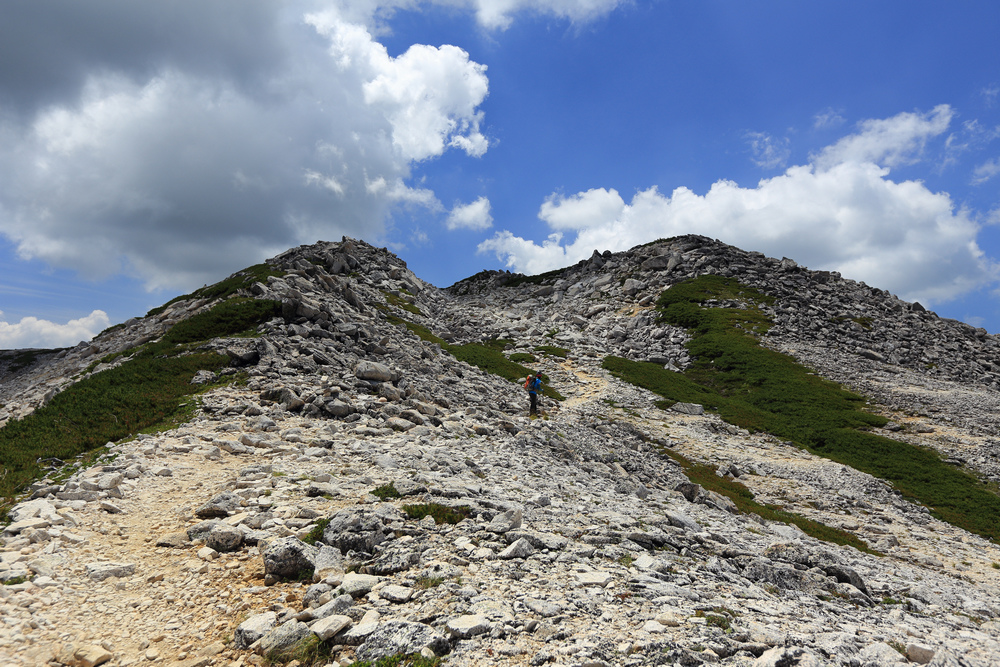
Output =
[{"x1": 525, "y1": 371, "x2": 543, "y2": 415}]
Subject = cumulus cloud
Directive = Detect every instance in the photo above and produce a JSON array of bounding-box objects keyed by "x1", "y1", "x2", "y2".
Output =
[
  {"x1": 0, "y1": 310, "x2": 110, "y2": 349},
  {"x1": 0, "y1": 1, "x2": 490, "y2": 293},
  {"x1": 745, "y1": 131, "x2": 791, "y2": 169},
  {"x1": 540, "y1": 189, "x2": 625, "y2": 230},
  {"x1": 479, "y1": 106, "x2": 997, "y2": 306},
  {"x1": 446, "y1": 196, "x2": 493, "y2": 230}
]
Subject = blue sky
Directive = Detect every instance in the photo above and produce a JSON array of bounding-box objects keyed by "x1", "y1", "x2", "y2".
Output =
[{"x1": 1, "y1": 1, "x2": 999, "y2": 348}]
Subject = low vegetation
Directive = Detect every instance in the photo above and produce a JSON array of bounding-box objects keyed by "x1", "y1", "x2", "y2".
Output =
[
  {"x1": 0, "y1": 289, "x2": 285, "y2": 512},
  {"x1": 370, "y1": 483, "x2": 401, "y2": 500},
  {"x1": 0, "y1": 353, "x2": 229, "y2": 512},
  {"x1": 139, "y1": 298, "x2": 282, "y2": 358},
  {"x1": 384, "y1": 314, "x2": 564, "y2": 401},
  {"x1": 401, "y1": 503, "x2": 472, "y2": 525},
  {"x1": 661, "y1": 447, "x2": 878, "y2": 554},
  {"x1": 146, "y1": 263, "x2": 285, "y2": 318},
  {"x1": 534, "y1": 344, "x2": 569, "y2": 358},
  {"x1": 603, "y1": 275, "x2": 1000, "y2": 541}
]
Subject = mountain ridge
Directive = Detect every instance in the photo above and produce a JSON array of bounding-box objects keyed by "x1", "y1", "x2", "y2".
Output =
[{"x1": 2, "y1": 235, "x2": 1000, "y2": 666}]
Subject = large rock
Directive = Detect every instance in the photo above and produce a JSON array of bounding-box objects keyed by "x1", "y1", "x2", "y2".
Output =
[
  {"x1": 205, "y1": 524, "x2": 244, "y2": 553},
  {"x1": 257, "y1": 620, "x2": 312, "y2": 655},
  {"x1": 354, "y1": 360, "x2": 393, "y2": 382},
  {"x1": 234, "y1": 612, "x2": 277, "y2": 649},
  {"x1": 354, "y1": 620, "x2": 450, "y2": 661},
  {"x1": 261, "y1": 536, "x2": 318, "y2": 582},
  {"x1": 195, "y1": 491, "x2": 243, "y2": 518},
  {"x1": 322, "y1": 507, "x2": 389, "y2": 555}
]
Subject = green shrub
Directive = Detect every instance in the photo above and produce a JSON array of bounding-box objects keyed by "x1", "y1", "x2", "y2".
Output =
[
  {"x1": 384, "y1": 314, "x2": 564, "y2": 401},
  {"x1": 402, "y1": 503, "x2": 472, "y2": 525},
  {"x1": 371, "y1": 483, "x2": 401, "y2": 500},
  {"x1": 661, "y1": 447, "x2": 877, "y2": 554},
  {"x1": 509, "y1": 353, "x2": 536, "y2": 364},
  {"x1": 382, "y1": 291, "x2": 423, "y2": 316},
  {"x1": 603, "y1": 274, "x2": 1000, "y2": 542},
  {"x1": 303, "y1": 518, "x2": 331, "y2": 546}
]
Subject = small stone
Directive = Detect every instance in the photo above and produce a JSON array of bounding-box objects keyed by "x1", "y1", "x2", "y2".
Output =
[
  {"x1": 497, "y1": 537, "x2": 533, "y2": 560},
  {"x1": 310, "y1": 614, "x2": 352, "y2": 641},
  {"x1": 73, "y1": 645, "x2": 113, "y2": 667}
]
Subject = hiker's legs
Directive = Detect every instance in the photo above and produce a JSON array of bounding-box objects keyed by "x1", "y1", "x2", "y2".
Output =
[{"x1": 529, "y1": 393, "x2": 537, "y2": 415}]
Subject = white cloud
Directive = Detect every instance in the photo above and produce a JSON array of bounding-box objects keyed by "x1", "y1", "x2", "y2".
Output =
[
  {"x1": 480, "y1": 107, "x2": 997, "y2": 306},
  {"x1": 447, "y1": 196, "x2": 493, "y2": 230},
  {"x1": 973, "y1": 158, "x2": 1000, "y2": 185},
  {"x1": 983, "y1": 84, "x2": 1000, "y2": 108},
  {"x1": 0, "y1": 5, "x2": 490, "y2": 294},
  {"x1": 0, "y1": 310, "x2": 109, "y2": 349},
  {"x1": 539, "y1": 188, "x2": 625, "y2": 230},
  {"x1": 745, "y1": 131, "x2": 791, "y2": 169},
  {"x1": 813, "y1": 108, "x2": 846, "y2": 129},
  {"x1": 813, "y1": 104, "x2": 953, "y2": 170},
  {"x1": 466, "y1": 0, "x2": 624, "y2": 30}
]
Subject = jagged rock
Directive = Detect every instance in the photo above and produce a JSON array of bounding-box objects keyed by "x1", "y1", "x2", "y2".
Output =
[
  {"x1": 261, "y1": 536, "x2": 318, "y2": 583},
  {"x1": 85, "y1": 562, "x2": 135, "y2": 582},
  {"x1": 234, "y1": 612, "x2": 277, "y2": 649},
  {"x1": 322, "y1": 507, "x2": 389, "y2": 555},
  {"x1": 354, "y1": 620, "x2": 450, "y2": 661},
  {"x1": 195, "y1": 491, "x2": 243, "y2": 518},
  {"x1": 257, "y1": 620, "x2": 312, "y2": 655},
  {"x1": 204, "y1": 524, "x2": 244, "y2": 552}
]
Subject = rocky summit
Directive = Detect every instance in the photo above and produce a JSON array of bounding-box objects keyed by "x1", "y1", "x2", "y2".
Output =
[{"x1": 3, "y1": 235, "x2": 1000, "y2": 667}]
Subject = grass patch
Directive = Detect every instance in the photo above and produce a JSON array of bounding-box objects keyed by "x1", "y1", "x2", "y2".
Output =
[
  {"x1": 446, "y1": 344, "x2": 564, "y2": 401},
  {"x1": 534, "y1": 344, "x2": 569, "y2": 358},
  {"x1": 385, "y1": 314, "x2": 446, "y2": 346},
  {"x1": 384, "y1": 313, "x2": 565, "y2": 401},
  {"x1": 402, "y1": 503, "x2": 472, "y2": 525},
  {"x1": 140, "y1": 298, "x2": 282, "y2": 358},
  {"x1": 371, "y1": 483, "x2": 401, "y2": 500},
  {"x1": 263, "y1": 635, "x2": 333, "y2": 667},
  {"x1": 146, "y1": 263, "x2": 285, "y2": 318},
  {"x1": 414, "y1": 576, "x2": 446, "y2": 589},
  {"x1": 0, "y1": 353, "x2": 229, "y2": 513},
  {"x1": 509, "y1": 353, "x2": 537, "y2": 364},
  {"x1": 382, "y1": 291, "x2": 423, "y2": 316},
  {"x1": 603, "y1": 274, "x2": 1000, "y2": 542}
]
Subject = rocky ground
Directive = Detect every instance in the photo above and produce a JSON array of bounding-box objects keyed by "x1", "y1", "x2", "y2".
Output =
[{"x1": 2, "y1": 237, "x2": 1000, "y2": 666}]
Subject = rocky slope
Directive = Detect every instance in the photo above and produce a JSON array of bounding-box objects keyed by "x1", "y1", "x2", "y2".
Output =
[{"x1": 3, "y1": 236, "x2": 1000, "y2": 666}]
